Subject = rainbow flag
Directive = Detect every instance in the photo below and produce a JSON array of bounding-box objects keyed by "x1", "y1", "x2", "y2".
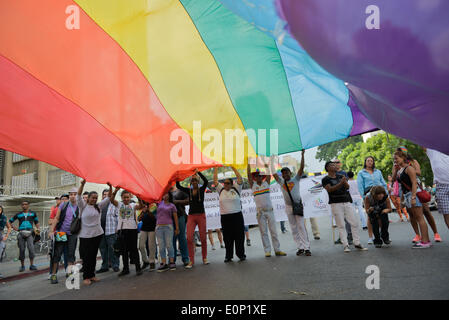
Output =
[{"x1": 0, "y1": 0, "x2": 373, "y2": 201}]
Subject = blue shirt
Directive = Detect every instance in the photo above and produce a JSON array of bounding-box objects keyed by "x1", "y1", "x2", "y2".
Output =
[
  {"x1": 357, "y1": 169, "x2": 388, "y2": 198},
  {"x1": 9, "y1": 211, "x2": 39, "y2": 230}
]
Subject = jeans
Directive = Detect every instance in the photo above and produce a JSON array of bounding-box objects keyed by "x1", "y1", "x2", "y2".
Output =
[
  {"x1": 156, "y1": 225, "x2": 174, "y2": 260},
  {"x1": 256, "y1": 209, "x2": 280, "y2": 253},
  {"x1": 368, "y1": 212, "x2": 390, "y2": 245},
  {"x1": 404, "y1": 191, "x2": 422, "y2": 208},
  {"x1": 173, "y1": 215, "x2": 189, "y2": 263},
  {"x1": 187, "y1": 214, "x2": 207, "y2": 264},
  {"x1": 221, "y1": 212, "x2": 245, "y2": 260},
  {"x1": 99, "y1": 234, "x2": 120, "y2": 269},
  {"x1": 139, "y1": 231, "x2": 156, "y2": 264},
  {"x1": 352, "y1": 197, "x2": 367, "y2": 228}
]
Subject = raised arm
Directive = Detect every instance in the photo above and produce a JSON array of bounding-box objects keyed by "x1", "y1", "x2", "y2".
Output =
[
  {"x1": 295, "y1": 149, "x2": 305, "y2": 180},
  {"x1": 247, "y1": 161, "x2": 254, "y2": 188},
  {"x1": 270, "y1": 155, "x2": 282, "y2": 184},
  {"x1": 213, "y1": 167, "x2": 219, "y2": 186},
  {"x1": 230, "y1": 166, "x2": 243, "y2": 185},
  {"x1": 78, "y1": 179, "x2": 86, "y2": 196},
  {"x1": 110, "y1": 186, "x2": 121, "y2": 207},
  {"x1": 197, "y1": 170, "x2": 209, "y2": 191},
  {"x1": 176, "y1": 181, "x2": 190, "y2": 194}
]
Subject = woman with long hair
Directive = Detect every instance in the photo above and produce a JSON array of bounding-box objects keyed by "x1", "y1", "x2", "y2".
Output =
[
  {"x1": 394, "y1": 150, "x2": 431, "y2": 248},
  {"x1": 364, "y1": 186, "x2": 392, "y2": 248},
  {"x1": 357, "y1": 156, "x2": 388, "y2": 244},
  {"x1": 176, "y1": 169, "x2": 209, "y2": 267},
  {"x1": 394, "y1": 149, "x2": 441, "y2": 243}
]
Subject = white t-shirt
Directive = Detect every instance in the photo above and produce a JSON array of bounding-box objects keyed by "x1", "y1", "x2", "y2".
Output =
[
  {"x1": 277, "y1": 175, "x2": 301, "y2": 206},
  {"x1": 426, "y1": 148, "x2": 449, "y2": 184},
  {"x1": 115, "y1": 202, "x2": 137, "y2": 230},
  {"x1": 217, "y1": 181, "x2": 243, "y2": 215},
  {"x1": 251, "y1": 181, "x2": 273, "y2": 210},
  {"x1": 348, "y1": 180, "x2": 362, "y2": 199}
]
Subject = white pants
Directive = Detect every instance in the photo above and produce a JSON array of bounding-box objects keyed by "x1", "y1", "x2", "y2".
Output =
[
  {"x1": 256, "y1": 208, "x2": 281, "y2": 253},
  {"x1": 139, "y1": 231, "x2": 157, "y2": 264},
  {"x1": 285, "y1": 205, "x2": 310, "y2": 250},
  {"x1": 330, "y1": 202, "x2": 361, "y2": 247},
  {"x1": 352, "y1": 197, "x2": 367, "y2": 228}
]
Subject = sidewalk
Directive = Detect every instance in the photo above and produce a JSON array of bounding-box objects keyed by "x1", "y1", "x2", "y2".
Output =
[{"x1": 0, "y1": 254, "x2": 53, "y2": 282}]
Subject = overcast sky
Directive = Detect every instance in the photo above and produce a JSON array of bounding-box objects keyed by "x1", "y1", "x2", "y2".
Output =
[{"x1": 281, "y1": 146, "x2": 325, "y2": 173}]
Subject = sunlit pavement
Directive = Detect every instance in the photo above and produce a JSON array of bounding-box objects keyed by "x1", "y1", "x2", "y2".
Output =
[{"x1": 1, "y1": 211, "x2": 448, "y2": 300}]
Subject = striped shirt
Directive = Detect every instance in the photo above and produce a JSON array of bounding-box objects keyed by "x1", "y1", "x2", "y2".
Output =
[{"x1": 105, "y1": 203, "x2": 119, "y2": 236}]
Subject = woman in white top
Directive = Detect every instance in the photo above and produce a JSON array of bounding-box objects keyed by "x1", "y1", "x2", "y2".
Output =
[
  {"x1": 77, "y1": 179, "x2": 111, "y2": 285},
  {"x1": 213, "y1": 167, "x2": 245, "y2": 263},
  {"x1": 110, "y1": 189, "x2": 144, "y2": 276},
  {"x1": 347, "y1": 171, "x2": 368, "y2": 229}
]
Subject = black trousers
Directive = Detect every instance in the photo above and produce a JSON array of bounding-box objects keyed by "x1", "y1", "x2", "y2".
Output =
[
  {"x1": 79, "y1": 235, "x2": 102, "y2": 280},
  {"x1": 121, "y1": 229, "x2": 140, "y2": 271},
  {"x1": 369, "y1": 213, "x2": 390, "y2": 244},
  {"x1": 220, "y1": 212, "x2": 245, "y2": 260}
]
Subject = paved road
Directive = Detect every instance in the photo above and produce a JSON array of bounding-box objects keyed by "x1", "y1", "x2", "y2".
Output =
[{"x1": 1, "y1": 211, "x2": 448, "y2": 300}]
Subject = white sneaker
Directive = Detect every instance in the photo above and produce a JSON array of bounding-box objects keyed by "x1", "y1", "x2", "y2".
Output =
[
  {"x1": 211, "y1": 245, "x2": 216, "y2": 250},
  {"x1": 367, "y1": 238, "x2": 374, "y2": 245},
  {"x1": 47, "y1": 274, "x2": 52, "y2": 280},
  {"x1": 344, "y1": 246, "x2": 351, "y2": 253}
]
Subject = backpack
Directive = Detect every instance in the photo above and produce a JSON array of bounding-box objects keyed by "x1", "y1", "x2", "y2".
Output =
[{"x1": 56, "y1": 202, "x2": 79, "y2": 231}]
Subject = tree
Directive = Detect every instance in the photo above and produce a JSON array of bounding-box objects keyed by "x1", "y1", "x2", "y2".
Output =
[
  {"x1": 338, "y1": 133, "x2": 433, "y2": 185},
  {"x1": 316, "y1": 135, "x2": 363, "y2": 162}
]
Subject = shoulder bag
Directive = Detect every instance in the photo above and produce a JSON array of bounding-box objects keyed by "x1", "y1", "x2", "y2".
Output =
[{"x1": 285, "y1": 181, "x2": 303, "y2": 216}]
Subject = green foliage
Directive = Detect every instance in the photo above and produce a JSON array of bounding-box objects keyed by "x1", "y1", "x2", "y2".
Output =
[
  {"x1": 337, "y1": 133, "x2": 433, "y2": 185},
  {"x1": 316, "y1": 135, "x2": 363, "y2": 162}
]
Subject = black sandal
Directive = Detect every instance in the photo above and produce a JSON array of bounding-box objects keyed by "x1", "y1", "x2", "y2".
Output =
[
  {"x1": 305, "y1": 250, "x2": 312, "y2": 256},
  {"x1": 296, "y1": 249, "x2": 304, "y2": 256}
]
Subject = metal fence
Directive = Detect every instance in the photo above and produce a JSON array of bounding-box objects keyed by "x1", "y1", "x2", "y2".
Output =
[{"x1": 0, "y1": 185, "x2": 69, "y2": 197}]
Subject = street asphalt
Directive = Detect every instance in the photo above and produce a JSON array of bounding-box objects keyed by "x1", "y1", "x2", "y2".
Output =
[{"x1": 1, "y1": 210, "x2": 448, "y2": 300}]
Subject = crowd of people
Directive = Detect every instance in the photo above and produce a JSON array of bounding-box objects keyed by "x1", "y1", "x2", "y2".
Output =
[{"x1": 0, "y1": 146, "x2": 448, "y2": 282}]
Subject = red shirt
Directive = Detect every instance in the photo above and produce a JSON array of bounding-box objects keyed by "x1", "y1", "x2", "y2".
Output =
[{"x1": 50, "y1": 206, "x2": 59, "y2": 219}]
